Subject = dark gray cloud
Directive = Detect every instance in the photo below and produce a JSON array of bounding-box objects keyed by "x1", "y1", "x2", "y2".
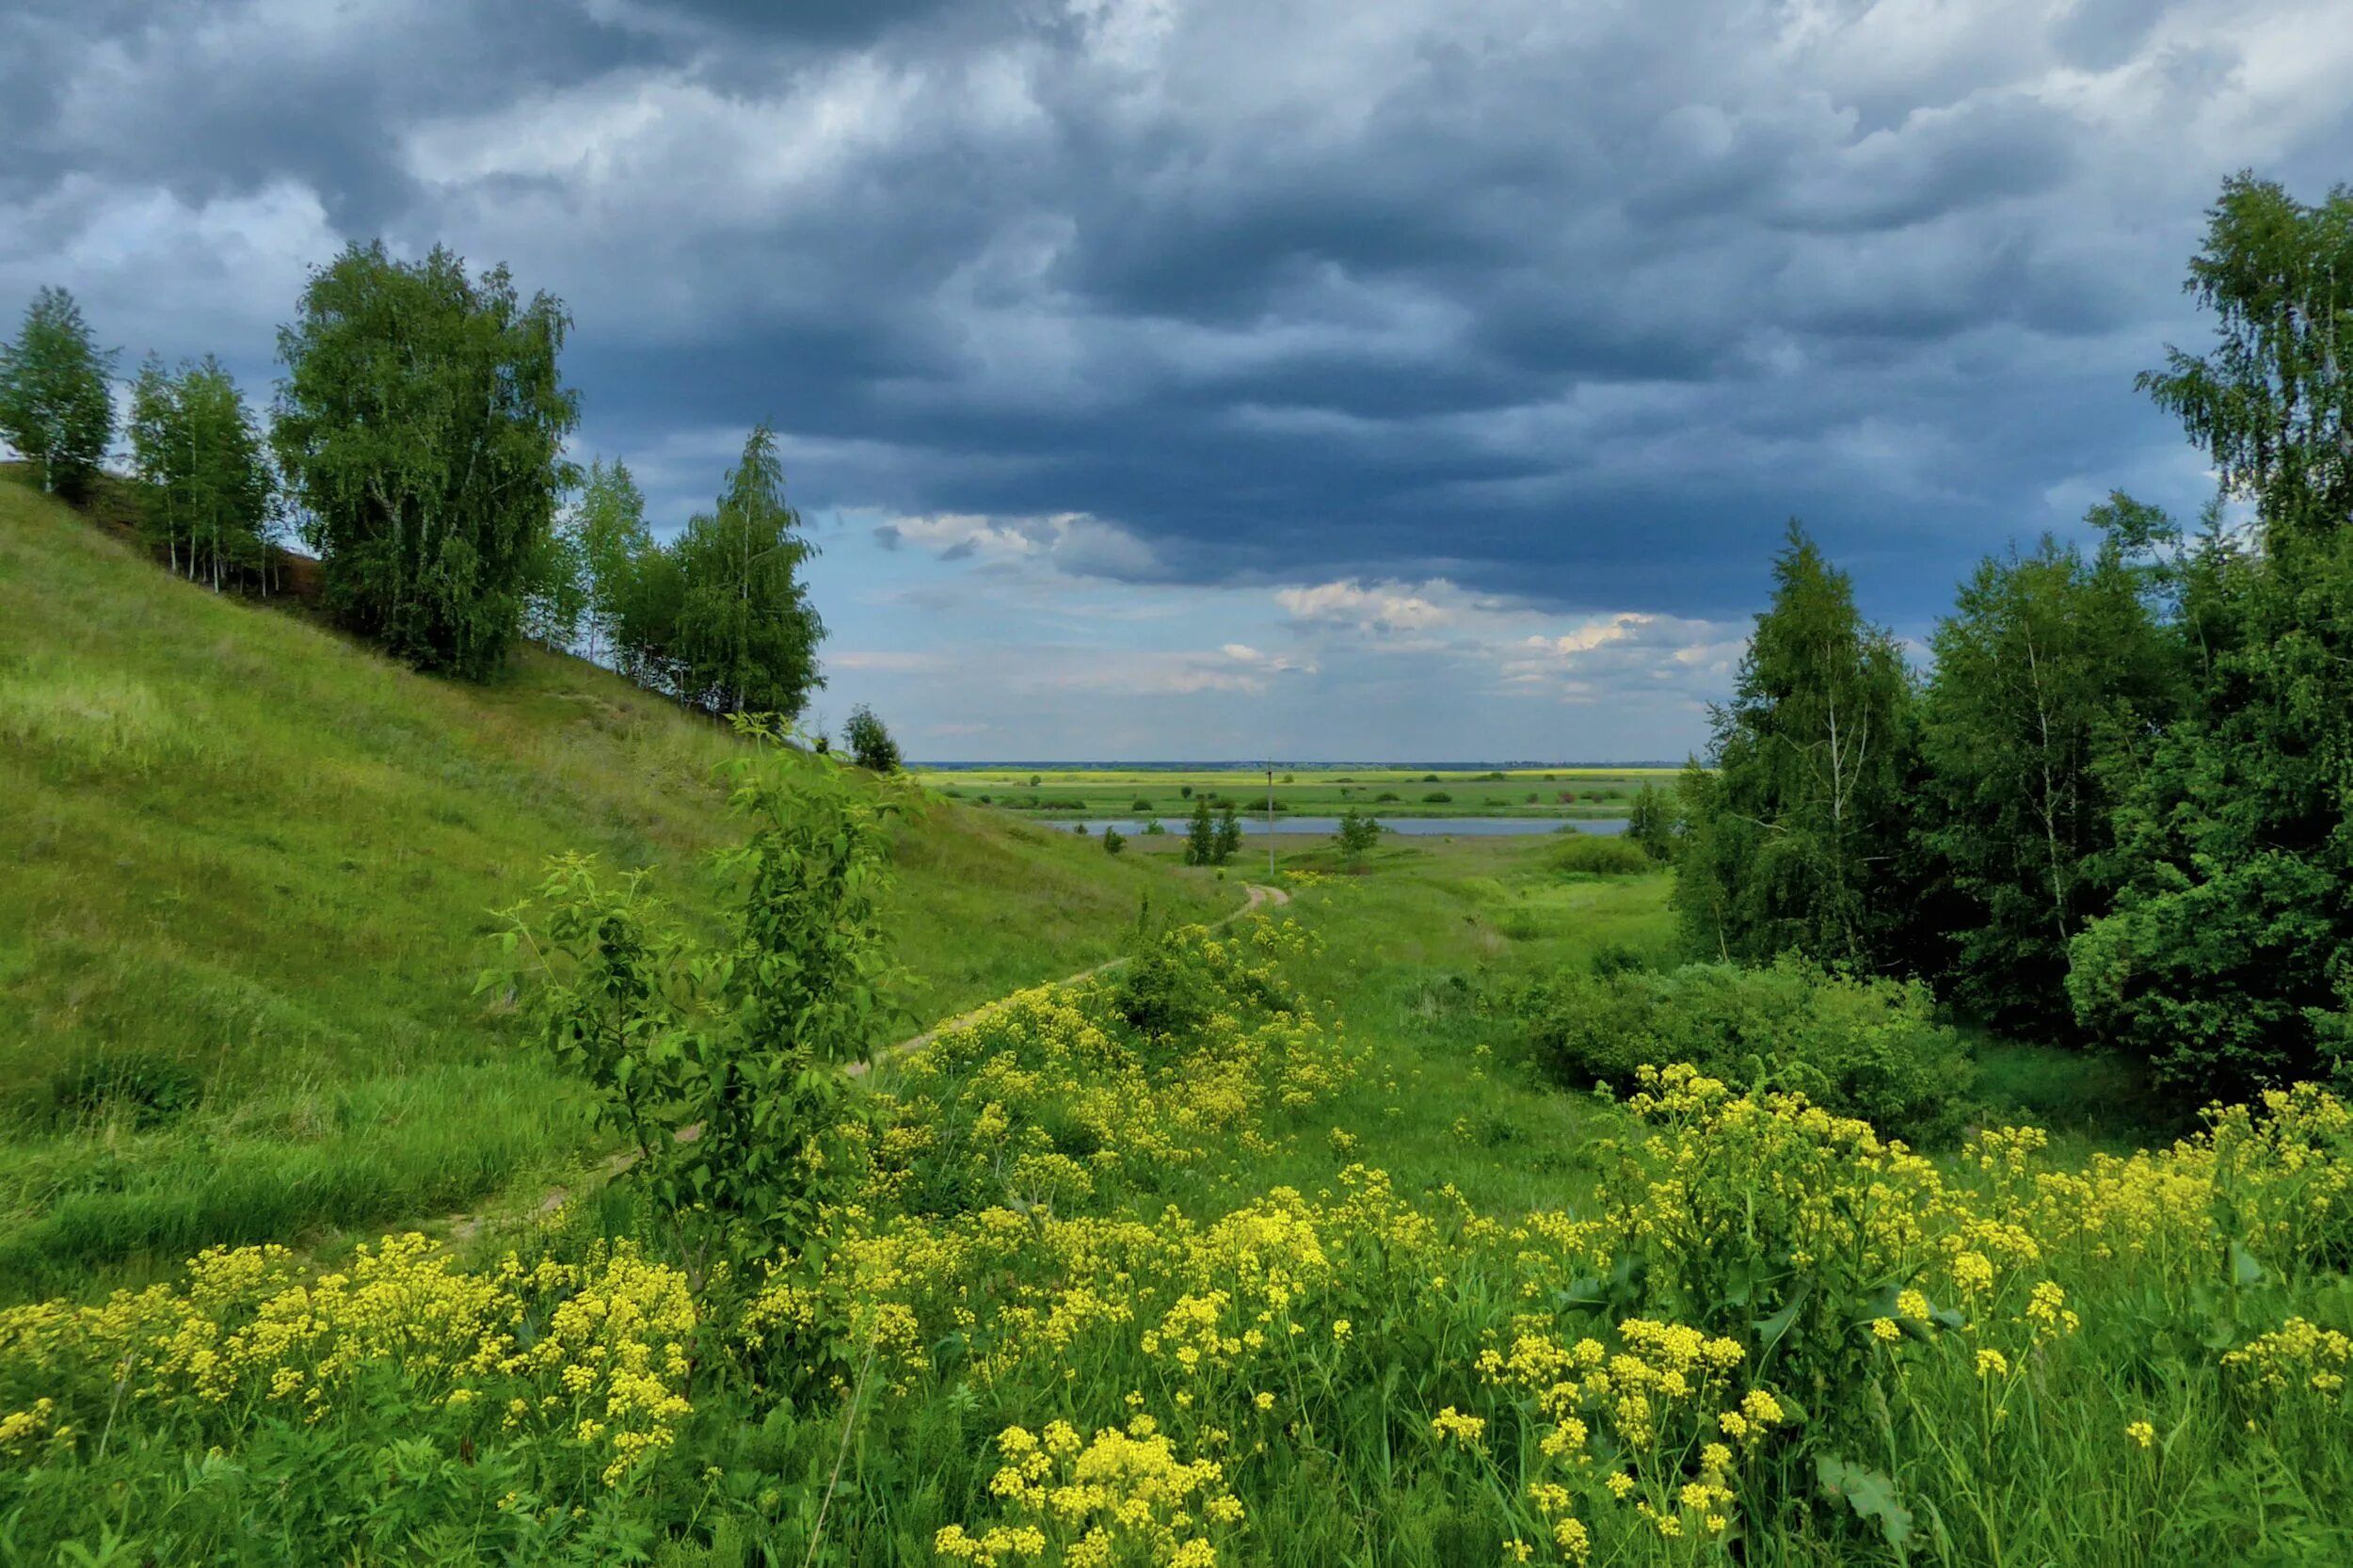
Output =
[{"x1": 5, "y1": 0, "x2": 2349, "y2": 634}]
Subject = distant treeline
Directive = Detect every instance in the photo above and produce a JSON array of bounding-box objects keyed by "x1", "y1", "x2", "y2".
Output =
[
  {"x1": 1660, "y1": 173, "x2": 2353, "y2": 1103},
  {"x1": 0, "y1": 244, "x2": 829, "y2": 730}
]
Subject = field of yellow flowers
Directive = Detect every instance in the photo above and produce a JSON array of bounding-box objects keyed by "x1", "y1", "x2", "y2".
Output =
[{"x1": 4, "y1": 911, "x2": 2350, "y2": 1564}]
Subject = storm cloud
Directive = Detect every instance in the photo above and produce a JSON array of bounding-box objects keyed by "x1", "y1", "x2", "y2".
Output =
[{"x1": 5, "y1": 0, "x2": 2346, "y2": 755}]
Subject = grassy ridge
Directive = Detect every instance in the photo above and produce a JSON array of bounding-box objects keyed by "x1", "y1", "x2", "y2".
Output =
[{"x1": 0, "y1": 476, "x2": 1230, "y2": 1296}]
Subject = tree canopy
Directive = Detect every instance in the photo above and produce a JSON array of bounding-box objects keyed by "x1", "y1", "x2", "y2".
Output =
[
  {"x1": 0, "y1": 286, "x2": 118, "y2": 501},
  {"x1": 272, "y1": 242, "x2": 579, "y2": 679},
  {"x1": 612, "y1": 425, "x2": 825, "y2": 720},
  {"x1": 127, "y1": 355, "x2": 277, "y2": 591},
  {"x1": 1673, "y1": 523, "x2": 1913, "y2": 969}
]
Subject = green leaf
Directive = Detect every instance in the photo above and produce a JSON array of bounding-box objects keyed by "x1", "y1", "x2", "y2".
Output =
[{"x1": 1817, "y1": 1453, "x2": 1913, "y2": 1552}]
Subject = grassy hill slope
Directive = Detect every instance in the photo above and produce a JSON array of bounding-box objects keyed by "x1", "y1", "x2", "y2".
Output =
[{"x1": 0, "y1": 476, "x2": 1230, "y2": 1295}]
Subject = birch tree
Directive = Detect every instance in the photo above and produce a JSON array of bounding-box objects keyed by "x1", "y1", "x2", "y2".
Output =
[
  {"x1": 0, "y1": 286, "x2": 117, "y2": 501},
  {"x1": 272, "y1": 242, "x2": 579, "y2": 679},
  {"x1": 127, "y1": 355, "x2": 276, "y2": 590},
  {"x1": 1913, "y1": 517, "x2": 2180, "y2": 1033},
  {"x1": 1673, "y1": 523, "x2": 1913, "y2": 968}
]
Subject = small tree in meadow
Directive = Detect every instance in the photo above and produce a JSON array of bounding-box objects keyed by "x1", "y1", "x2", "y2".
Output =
[
  {"x1": 1103, "y1": 825, "x2": 1127, "y2": 856},
  {"x1": 1184, "y1": 798, "x2": 1215, "y2": 866},
  {"x1": 1212, "y1": 802, "x2": 1242, "y2": 865},
  {"x1": 1625, "y1": 782, "x2": 1676, "y2": 862},
  {"x1": 844, "y1": 704, "x2": 902, "y2": 773},
  {"x1": 489, "y1": 719, "x2": 905, "y2": 1304},
  {"x1": 1337, "y1": 808, "x2": 1380, "y2": 864}
]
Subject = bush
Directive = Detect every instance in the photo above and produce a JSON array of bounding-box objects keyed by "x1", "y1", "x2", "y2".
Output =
[
  {"x1": 1421, "y1": 791, "x2": 1453, "y2": 804},
  {"x1": 1132, "y1": 798, "x2": 1154, "y2": 812},
  {"x1": 1374, "y1": 792, "x2": 1401, "y2": 803},
  {"x1": 1513, "y1": 956, "x2": 1977, "y2": 1142},
  {"x1": 843, "y1": 704, "x2": 901, "y2": 772},
  {"x1": 1550, "y1": 833, "x2": 1652, "y2": 876},
  {"x1": 1102, "y1": 826, "x2": 1126, "y2": 855}
]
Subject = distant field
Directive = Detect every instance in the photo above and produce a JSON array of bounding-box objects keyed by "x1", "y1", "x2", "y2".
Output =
[{"x1": 912, "y1": 763, "x2": 1675, "y2": 820}]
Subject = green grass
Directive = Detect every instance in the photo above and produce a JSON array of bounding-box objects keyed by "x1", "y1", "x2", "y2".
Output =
[
  {"x1": 912, "y1": 763, "x2": 1674, "y2": 821},
  {"x1": 0, "y1": 475, "x2": 1233, "y2": 1296}
]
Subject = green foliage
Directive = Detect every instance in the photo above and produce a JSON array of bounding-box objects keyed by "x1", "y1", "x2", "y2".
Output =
[
  {"x1": 843, "y1": 704, "x2": 901, "y2": 773},
  {"x1": 572, "y1": 457, "x2": 651, "y2": 664},
  {"x1": 273, "y1": 242, "x2": 580, "y2": 679},
  {"x1": 1625, "y1": 783, "x2": 1676, "y2": 862},
  {"x1": 1912, "y1": 520, "x2": 2182, "y2": 1035},
  {"x1": 47, "y1": 1048, "x2": 202, "y2": 1130},
  {"x1": 0, "y1": 286, "x2": 117, "y2": 502},
  {"x1": 2068, "y1": 523, "x2": 2353, "y2": 1093},
  {"x1": 1513, "y1": 956, "x2": 1977, "y2": 1142},
  {"x1": 1673, "y1": 524, "x2": 1915, "y2": 968},
  {"x1": 1102, "y1": 825, "x2": 1126, "y2": 856},
  {"x1": 520, "y1": 503, "x2": 591, "y2": 650},
  {"x1": 2064, "y1": 179, "x2": 2353, "y2": 1095},
  {"x1": 1183, "y1": 797, "x2": 1215, "y2": 866},
  {"x1": 1549, "y1": 832, "x2": 1652, "y2": 877},
  {"x1": 1337, "y1": 808, "x2": 1381, "y2": 862},
  {"x1": 613, "y1": 427, "x2": 825, "y2": 719},
  {"x1": 491, "y1": 720, "x2": 904, "y2": 1287},
  {"x1": 2137, "y1": 174, "x2": 2353, "y2": 547},
  {"x1": 126, "y1": 355, "x2": 276, "y2": 590},
  {"x1": 1212, "y1": 802, "x2": 1241, "y2": 865}
]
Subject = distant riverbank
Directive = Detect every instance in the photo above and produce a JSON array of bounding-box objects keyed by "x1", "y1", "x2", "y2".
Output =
[{"x1": 1041, "y1": 815, "x2": 1631, "y2": 838}]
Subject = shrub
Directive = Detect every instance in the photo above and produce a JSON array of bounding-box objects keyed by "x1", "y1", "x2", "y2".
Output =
[
  {"x1": 1422, "y1": 792, "x2": 1453, "y2": 804},
  {"x1": 1513, "y1": 956, "x2": 1977, "y2": 1142},
  {"x1": 1132, "y1": 797, "x2": 1154, "y2": 812},
  {"x1": 843, "y1": 704, "x2": 901, "y2": 772},
  {"x1": 1550, "y1": 833, "x2": 1652, "y2": 876},
  {"x1": 1374, "y1": 791, "x2": 1401, "y2": 803},
  {"x1": 490, "y1": 718, "x2": 904, "y2": 1291},
  {"x1": 1337, "y1": 808, "x2": 1380, "y2": 862},
  {"x1": 1421, "y1": 773, "x2": 1442, "y2": 783},
  {"x1": 1103, "y1": 826, "x2": 1126, "y2": 855}
]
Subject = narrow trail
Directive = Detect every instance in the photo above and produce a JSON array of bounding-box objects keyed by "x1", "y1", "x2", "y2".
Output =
[
  {"x1": 848, "y1": 880, "x2": 1290, "y2": 1076},
  {"x1": 446, "y1": 882, "x2": 1292, "y2": 1241}
]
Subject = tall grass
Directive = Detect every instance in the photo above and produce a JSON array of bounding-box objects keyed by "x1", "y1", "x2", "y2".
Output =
[{"x1": 0, "y1": 477, "x2": 1229, "y2": 1294}]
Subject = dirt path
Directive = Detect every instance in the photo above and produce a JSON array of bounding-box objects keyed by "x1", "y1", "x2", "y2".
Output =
[
  {"x1": 448, "y1": 882, "x2": 1292, "y2": 1240},
  {"x1": 849, "y1": 880, "x2": 1290, "y2": 1075}
]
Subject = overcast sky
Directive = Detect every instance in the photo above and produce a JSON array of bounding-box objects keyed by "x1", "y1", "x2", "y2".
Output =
[{"x1": 5, "y1": 1, "x2": 2346, "y2": 760}]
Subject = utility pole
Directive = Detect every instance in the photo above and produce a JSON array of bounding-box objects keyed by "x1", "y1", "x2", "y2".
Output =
[{"x1": 1266, "y1": 762, "x2": 1277, "y2": 879}]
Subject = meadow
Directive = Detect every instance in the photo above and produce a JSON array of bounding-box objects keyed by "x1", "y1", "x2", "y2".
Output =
[
  {"x1": 4, "y1": 823, "x2": 2349, "y2": 1563},
  {"x1": 0, "y1": 480, "x2": 1230, "y2": 1301},
  {"x1": 910, "y1": 766, "x2": 1673, "y2": 821},
  {"x1": 5, "y1": 479, "x2": 2351, "y2": 1564}
]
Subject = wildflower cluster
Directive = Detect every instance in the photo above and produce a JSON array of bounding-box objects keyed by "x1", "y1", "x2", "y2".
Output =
[
  {"x1": 0, "y1": 1234, "x2": 696, "y2": 1493},
  {"x1": 936, "y1": 1416, "x2": 1242, "y2": 1567}
]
